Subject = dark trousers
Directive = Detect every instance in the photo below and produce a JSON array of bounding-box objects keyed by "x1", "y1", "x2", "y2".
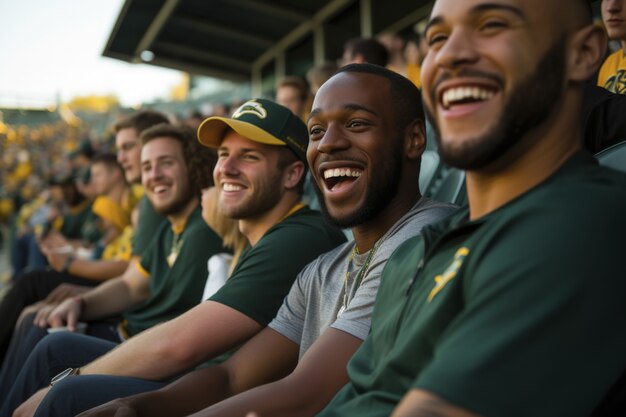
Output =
[
  {"x1": 37, "y1": 374, "x2": 165, "y2": 417},
  {"x1": 10, "y1": 233, "x2": 48, "y2": 279},
  {"x1": 0, "y1": 333, "x2": 165, "y2": 417},
  {"x1": 0, "y1": 319, "x2": 121, "y2": 413},
  {"x1": 0, "y1": 269, "x2": 98, "y2": 365}
]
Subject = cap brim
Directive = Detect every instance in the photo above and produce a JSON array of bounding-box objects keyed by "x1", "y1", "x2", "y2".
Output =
[{"x1": 197, "y1": 117, "x2": 286, "y2": 148}]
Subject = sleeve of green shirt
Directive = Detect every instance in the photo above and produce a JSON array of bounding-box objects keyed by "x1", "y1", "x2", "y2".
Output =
[
  {"x1": 413, "y1": 210, "x2": 626, "y2": 417},
  {"x1": 209, "y1": 214, "x2": 345, "y2": 327},
  {"x1": 136, "y1": 220, "x2": 165, "y2": 276},
  {"x1": 132, "y1": 196, "x2": 166, "y2": 256}
]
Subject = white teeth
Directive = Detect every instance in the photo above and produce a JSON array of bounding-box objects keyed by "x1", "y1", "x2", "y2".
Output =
[
  {"x1": 323, "y1": 168, "x2": 362, "y2": 179},
  {"x1": 223, "y1": 183, "x2": 243, "y2": 192},
  {"x1": 442, "y1": 87, "x2": 495, "y2": 109},
  {"x1": 154, "y1": 186, "x2": 168, "y2": 193}
]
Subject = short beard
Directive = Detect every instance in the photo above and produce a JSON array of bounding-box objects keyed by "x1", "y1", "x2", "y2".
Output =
[
  {"x1": 427, "y1": 36, "x2": 567, "y2": 171},
  {"x1": 314, "y1": 141, "x2": 404, "y2": 229},
  {"x1": 155, "y1": 193, "x2": 195, "y2": 216},
  {"x1": 156, "y1": 186, "x2": 195, "y2": 217},
  {"x1": 220, "y1": 169, "x2": 284, "y2": 220}
]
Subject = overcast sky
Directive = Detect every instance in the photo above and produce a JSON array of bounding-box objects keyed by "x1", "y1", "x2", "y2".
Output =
[{"x1": 0, "y1": 0, "x2": 183, "y2": 108}]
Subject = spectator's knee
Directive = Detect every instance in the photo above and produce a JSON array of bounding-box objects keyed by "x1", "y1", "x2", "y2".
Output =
[{"x1": 36, "y1": 332, "x2": 85, "y2": 359}]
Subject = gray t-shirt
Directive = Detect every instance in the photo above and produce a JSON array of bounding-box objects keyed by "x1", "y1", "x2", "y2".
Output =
[{"x1": 268, "y1": 198, "x2": 457, "y2": 358}]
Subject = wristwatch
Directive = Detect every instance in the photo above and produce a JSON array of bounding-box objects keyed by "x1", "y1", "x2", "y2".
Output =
[
  {"x1": 49, "y1": 367, "x2": 80, "y2": 387},
  {"x1": 61, "y1": 255, "x2": 76, "y2": 273}
]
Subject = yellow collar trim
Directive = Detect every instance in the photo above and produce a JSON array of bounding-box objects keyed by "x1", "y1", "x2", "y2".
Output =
[{"x1": 280, "y1": 202, "x2": 306, "y2": 222}]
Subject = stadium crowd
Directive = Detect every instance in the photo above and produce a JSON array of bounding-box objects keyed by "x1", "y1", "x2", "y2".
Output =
[{"x1": 0, "y1": 0, "x2": 625, "y2": 416}]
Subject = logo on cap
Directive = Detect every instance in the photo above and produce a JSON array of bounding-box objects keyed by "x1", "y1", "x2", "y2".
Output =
[{"x1": 232, "y1": 101, "x2": 267, "y2": 120}]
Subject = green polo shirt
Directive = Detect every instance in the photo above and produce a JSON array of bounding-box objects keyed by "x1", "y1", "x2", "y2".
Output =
[
  {"x1": 123, "y1": 206, "x2": 223, "y2": 336},
  {"x1": 131, "y1": 196, "x2": 166, "y2": 256},
  {"x1": 321, "y1": 152, "x2": 626, "y2": 417},
  {"x1": 210, "y1": 206, "x2": 346, "y2": 326}
]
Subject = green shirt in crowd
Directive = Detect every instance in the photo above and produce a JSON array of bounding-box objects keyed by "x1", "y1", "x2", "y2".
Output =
[
  {"x1": 131, "y1": 195, "x2": 166, "y2": 256},
  {"x1": 320, "y1": 152, "x2": 626, "y2": 417},
  {"x1": 124, "y1": 206, "x2": 223, "y2": 336},
  {"x1": 60, "y1": 201, "x2": 102, "y2": 244}
]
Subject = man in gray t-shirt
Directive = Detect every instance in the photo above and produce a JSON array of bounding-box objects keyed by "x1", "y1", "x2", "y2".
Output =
[
  {"x1": 269, "y1": 198, "x2": 455, "y2": 358},
  {"x1": 77, "y1": 64, "x2": 457, "y2": 417}
]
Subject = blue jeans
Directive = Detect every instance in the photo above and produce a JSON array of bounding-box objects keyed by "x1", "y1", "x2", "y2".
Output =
[
  {"x1": 0, "y1": 332, "x2": 167, "y2": 417},
  {"x1": 0, "y1": 269, "x2": 98, "y2": 365},
  {"x1": 10, "y1": 233, "x2": 48, "y2": 279},
  {"x1": 36, "y1": 374, "x2": 165, "y2": 417},
  {"x1": 0, "y1": 323, "x2": 121, "y2": 416}
]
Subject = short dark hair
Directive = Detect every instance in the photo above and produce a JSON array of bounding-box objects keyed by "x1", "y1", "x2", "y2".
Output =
[
  {"x1": 114, "y1": 110, "x2": 170, "y2": 135},
  {"x1": 90, "y1": 152, "x2": 122, "y2": 173},
  {"x1": 336, "y1": 63, "x2": 424, "y2": 130},
  {"x1": 140, "y1": 124, "x2": 217, "y2": 197},
  {"x1": 344, "y1": 38, "x2": 389, "y2": 67},
  {"x1": 581, "y1": 0, "x2": 594, "y2": 22}
]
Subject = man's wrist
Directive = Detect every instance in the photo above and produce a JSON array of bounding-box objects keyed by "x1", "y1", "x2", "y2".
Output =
[
  {"x1": 61, "y1": 255, "x2": 75, "y2": 273},
  {"x1": 72, "y1": 295, "x2": 84, "y2": 316}
]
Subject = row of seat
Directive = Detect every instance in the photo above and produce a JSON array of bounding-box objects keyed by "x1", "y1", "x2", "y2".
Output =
[
  {"x1": 304, "y1": 140, "x2": 625, "y2": 244},
  {"x1": 420, "y1": 139, "x2": 626, "y2": 208}
]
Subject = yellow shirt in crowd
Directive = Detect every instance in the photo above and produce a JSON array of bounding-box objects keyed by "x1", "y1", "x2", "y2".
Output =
[{"x1": 597, "y1": 49, "x2": 626, "y2": 95}]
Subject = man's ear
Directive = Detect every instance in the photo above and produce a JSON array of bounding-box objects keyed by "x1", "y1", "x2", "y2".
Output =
[
  {"x1": 354, "y1": 54, "x2": 366, "y2": 64},
  {"x1": 283, "y1": 160, "x2": 306, "y2": 190},
  {"x1": 405, "y1": 119, "x2": 426, "y2": 160},
  {"x1": 568, "y1": 24, "x2": 607, "y2": 82}
]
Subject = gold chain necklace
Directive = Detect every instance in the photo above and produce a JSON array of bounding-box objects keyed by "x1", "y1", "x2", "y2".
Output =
[{"x1": 337, "y1": 240, "x2": 382, "y2": 318}]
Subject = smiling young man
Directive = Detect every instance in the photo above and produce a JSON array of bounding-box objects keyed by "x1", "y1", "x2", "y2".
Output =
[
  {"x1": 72, "y1": 64, "x2": 456, "y2": 417},
  {"x1": 598, "y1": 0, "x2": 626, "y2": 93},
  {"x1": 113, "y1": 111, "x2": 170, "y2": 255},
  {"x1": 0, "y1": 124, "x2": 224, "y2": 416},
  {"x1": 5, "y1": 100, "x2": 346, "y2": 417},
  {"x1": 0, "y1": 112, "x2": 169, "y2": 378},
  {"x1": 315, "y1": 1, "x2": 626, "y2": 417}
]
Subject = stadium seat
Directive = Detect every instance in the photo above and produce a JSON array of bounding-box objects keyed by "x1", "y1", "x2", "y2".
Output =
[
  {"x1": 595, "y1": 140, "x2": 626, "y2": 173},
  {"x1": 589, "y1": 139, "x2": 626, "y2": 416},
  {"x1": 419, "y1": 150, "x2": 441, "y2": 193},
  {"x1": 431, "y1": 168, "x2": 466, "y2": 206}
]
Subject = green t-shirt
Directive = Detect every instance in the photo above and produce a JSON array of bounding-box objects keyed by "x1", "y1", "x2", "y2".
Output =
[
  {"x1": 60, "y1": 201, "x2": 102, "y2": 243},
  {"x1": 132, "y1": 195, "x2": 166, "y2": 256},
  {"x1": 210, "y1": 206, "x2": 346, "y2": 326},
  {"x1": 124, "y1": 207, "x2": 224, "y2": 336},
  {"x1": 321, "y1": 152, "x2": 626, "y2": 417}
]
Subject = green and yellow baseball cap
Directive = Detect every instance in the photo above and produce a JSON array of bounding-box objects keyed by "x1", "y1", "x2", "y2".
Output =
[{"x1": 197, "y1": 98, "x2": 308, "y2": 163}]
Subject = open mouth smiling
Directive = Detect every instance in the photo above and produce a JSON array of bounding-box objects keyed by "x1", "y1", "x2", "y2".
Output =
[
  {"x1": 440, "y1": 86, "x2": 497, "y2": 110},
  {"x1": 153, "y1": 185, "x2": 170, "y2": 195},
  {"x1": 223, "y1": 183, "x2": 244, "y2": 192},
  {"x1": 322, "y1": 167, "x2": 363, "y2": 191}
]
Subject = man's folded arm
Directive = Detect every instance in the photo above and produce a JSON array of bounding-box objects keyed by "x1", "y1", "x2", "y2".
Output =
[
  {"x1": 79, "y1": 327, "x2": 299, "y2": 417},
  {"x1": 79, "y1": 261, "x2": 151, "y2": 320},
  {"x1": 68, "y1": 258, "x2": 130, "y2": 281},
  {"x1": 188, "y1": 328, "x2": 363, "y2": 417},
  {"x1": 80, "y1": 301, "x2": 263, "y2": 381}
]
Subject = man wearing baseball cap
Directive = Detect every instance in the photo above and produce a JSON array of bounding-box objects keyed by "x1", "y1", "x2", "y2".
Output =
[
  {"x1": 198, "y1": 98, "x2": 308, "y2": 161},
  {"x1": 7, "y1": 99, "x2": 346, "y2": 416}
]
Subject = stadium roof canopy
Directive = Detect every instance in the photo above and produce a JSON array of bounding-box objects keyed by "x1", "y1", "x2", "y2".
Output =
[{"x1": 103, "y1": 0, "x2": 433, "y2": 88}]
